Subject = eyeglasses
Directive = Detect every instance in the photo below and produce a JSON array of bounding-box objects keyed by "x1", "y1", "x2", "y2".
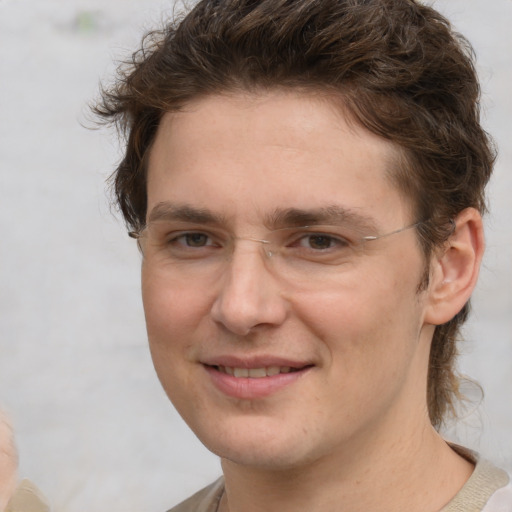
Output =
[{"x1": 129, "y1": 219, "x2": 430, "y2": 288}]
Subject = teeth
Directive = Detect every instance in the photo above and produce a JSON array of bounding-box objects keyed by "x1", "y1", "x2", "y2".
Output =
[
  {"x1": 233, "y1": 368, "x2": 249, "y2": 378},
  {"x1": 248, "y1": 367, "x2": 267, "y2": 378},
  {"x1": 217, "y1": 366, "x2": 298, "y2": 378}
]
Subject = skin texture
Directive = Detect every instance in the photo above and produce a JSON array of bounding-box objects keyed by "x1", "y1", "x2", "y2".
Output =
[{"x1": 142, "y1": 90, "x2": 482, "y2": 512}]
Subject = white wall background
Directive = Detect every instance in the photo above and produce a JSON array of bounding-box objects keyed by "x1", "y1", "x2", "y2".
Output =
[{"x1": 0, "y1": 1, "x2": 510, "y2": 511}]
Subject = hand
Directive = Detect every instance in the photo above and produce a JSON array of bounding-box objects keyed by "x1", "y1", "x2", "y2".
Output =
[{"x1": 0, "y1": 413, "x2": 18, "y2": 511}]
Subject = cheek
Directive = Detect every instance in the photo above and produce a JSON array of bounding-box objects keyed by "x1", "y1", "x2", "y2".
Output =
[
  {"x1": 141, "y1": 269, "x2": 221, "y2": 431},
  {"x1": 141, "y1": 272, "x2": 201, "y2": 406},
  {"x1": 141, "y1": 267, "x2": 210, "y2": 369},
  {"x1": 143, "y1": 265, "x2": 206, "y2": 330},
  {"x1": 292, "y1": 269, "x2": 424, "y2": 375}
]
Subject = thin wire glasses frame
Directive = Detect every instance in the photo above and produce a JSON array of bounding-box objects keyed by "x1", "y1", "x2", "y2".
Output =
[
  {"x1": 127, "y1": 218, "x2": 455, "y2": 289},
  {"x1": 128, "y1": 219, "x2": 437, "y2": 259}
]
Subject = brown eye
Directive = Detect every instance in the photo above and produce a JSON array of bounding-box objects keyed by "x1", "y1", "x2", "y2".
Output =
[
  {"x1": 306, "y1": 235, "x2": 335, "y2": 250},
  {"x1": 298, "y1": 234, "x2": 350, "y2": 251}
]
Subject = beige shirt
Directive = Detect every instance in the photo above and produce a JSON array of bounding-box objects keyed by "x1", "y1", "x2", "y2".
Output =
[
  {"x1": 167, "y1": 454, "x2": 511, "y2": 512},
  {"x1": 442, "y1": 458, "x2": 511, "y2": 512},
  {"x1": 4, "y1": 480, "x2": 50, "y2": 512}
]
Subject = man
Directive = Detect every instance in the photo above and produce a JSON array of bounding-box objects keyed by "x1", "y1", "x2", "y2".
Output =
[{"x1": 96, "y1": 0, "x2": 511, "y2": 510}]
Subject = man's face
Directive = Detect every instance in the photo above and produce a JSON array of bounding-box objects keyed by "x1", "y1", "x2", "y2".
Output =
[{"x1": 142, "y1": 90, "x2": 435, "y2": 470}]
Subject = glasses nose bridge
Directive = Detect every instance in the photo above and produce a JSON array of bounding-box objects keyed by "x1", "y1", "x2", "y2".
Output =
[{"x1": 234, "y1": 235, "x2": 275, "y2": 258}]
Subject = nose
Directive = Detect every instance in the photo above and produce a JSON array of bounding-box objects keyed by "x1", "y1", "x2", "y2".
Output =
[{"x1": 210, "y1": 243, "x2": 288, "y2": 335}]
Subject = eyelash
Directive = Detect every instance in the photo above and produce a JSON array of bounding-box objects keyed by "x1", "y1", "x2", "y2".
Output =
[
  {"x1": 168, "y1": 232, "x2": 217, "y2": 248},
  {"x1": 292, "y1": 233, "x2": 350, "y2": 251}
]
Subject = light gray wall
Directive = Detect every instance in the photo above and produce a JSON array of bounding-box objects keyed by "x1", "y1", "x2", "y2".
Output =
[{"x1": 0, "y1": 1, "x2": 510, "y2": 511}]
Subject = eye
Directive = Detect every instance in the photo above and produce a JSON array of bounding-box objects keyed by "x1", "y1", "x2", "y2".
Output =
[
  {"x1": 166, "y1": 232, "x2": 217, "y2": 249},
  {"x1": 296, "y1": 233, "x2": 350, "y2": 251},
  {"x1": 179, "y1": 232, "x2": 211, "y2": 247}
]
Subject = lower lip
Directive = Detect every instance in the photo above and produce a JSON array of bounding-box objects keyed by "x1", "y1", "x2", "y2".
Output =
[{"x1": 204, "y1": 366, "x2": 311, "y2": 399}]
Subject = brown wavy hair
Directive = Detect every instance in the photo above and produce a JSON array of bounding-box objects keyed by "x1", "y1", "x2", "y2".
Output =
[{"x1": 95, "y1": 0, "x2": 495, "y2": 428}]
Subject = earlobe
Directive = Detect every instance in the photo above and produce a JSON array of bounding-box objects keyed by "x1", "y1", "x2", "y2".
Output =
[{"x1": 424, "y1": 208, "x2": 485, "y2": 326}]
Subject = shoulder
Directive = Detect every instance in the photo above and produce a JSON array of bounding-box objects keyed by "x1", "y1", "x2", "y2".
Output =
[
  {"x1": 442, "y1": 446, "x2": 511, "y2": 512},
  {"x1": 167, "y1": 478, "x2": 224, "y2": 512}
]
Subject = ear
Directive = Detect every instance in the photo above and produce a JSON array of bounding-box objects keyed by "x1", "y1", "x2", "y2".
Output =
[{"x1": 424, "y1": 208, "x2": 485, "y2": 325}]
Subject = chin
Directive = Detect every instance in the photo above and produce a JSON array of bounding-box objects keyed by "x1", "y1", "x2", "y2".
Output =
[
  {"x1": 214, "y1": 443, "x2": 310, "y2": 471},
  {"x1": 192, "y1": 417, "x2": 328, "y2": 471}
]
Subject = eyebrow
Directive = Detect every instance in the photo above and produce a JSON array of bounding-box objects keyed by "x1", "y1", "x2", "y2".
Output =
[
  {"x1": 266, "y1": 206, "x2": 378, "y2": 232},
  {"x1": 148, "y1": 201, "x2": 379, "y2": 233},
  {"x1": 148, "y1": 202, "x2": 228, "y2": 225}
]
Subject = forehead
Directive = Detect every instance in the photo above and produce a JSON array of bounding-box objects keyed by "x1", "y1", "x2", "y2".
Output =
[{"x1": 146, "y1": 90, "x2": 412, "y2": 227}]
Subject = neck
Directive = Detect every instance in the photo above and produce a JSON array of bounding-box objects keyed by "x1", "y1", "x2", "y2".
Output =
[{"x1": 219, "y1": 421, "x2": 473, "y2": 512}]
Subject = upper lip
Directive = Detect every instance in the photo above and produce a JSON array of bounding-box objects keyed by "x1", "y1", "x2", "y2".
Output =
[{"x1": 201, "y1": 355, "x2": 314, "y2": 369}]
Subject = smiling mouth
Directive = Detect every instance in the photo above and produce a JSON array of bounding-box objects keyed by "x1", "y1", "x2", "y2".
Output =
[{"x1": 211, "y1": 365, "x2": 308, "y2": 378}]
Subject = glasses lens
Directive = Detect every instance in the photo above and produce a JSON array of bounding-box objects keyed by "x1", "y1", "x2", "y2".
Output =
[{"x1": 140, "y1": 222, "x2": 377, "y2": 288}]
